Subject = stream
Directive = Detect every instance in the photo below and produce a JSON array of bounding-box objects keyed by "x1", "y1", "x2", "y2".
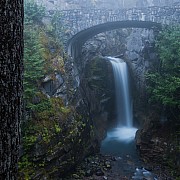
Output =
[
  {"x1": 100, "y1": 57, "x2": 157, "y2": 180},
  {"x1": 100, "y1": 127, "x2": 158, "y2": 180},
  {"x1": 65, "y1": 58, "x2": 171, "y2": 180}
]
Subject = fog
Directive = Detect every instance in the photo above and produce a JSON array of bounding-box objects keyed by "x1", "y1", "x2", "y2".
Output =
[{"x1": 36, "y1": 0, "x2": 180, "y2": 10}]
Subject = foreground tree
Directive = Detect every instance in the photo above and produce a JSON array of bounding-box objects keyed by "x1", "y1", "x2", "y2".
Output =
[{"x1": 0, "y1": 0, "x2": 23, "y2": 179}]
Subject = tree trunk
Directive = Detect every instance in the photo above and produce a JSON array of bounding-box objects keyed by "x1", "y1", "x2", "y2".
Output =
[{"x1": 0, "y1": 0, "x2": 23, "y2": 179}]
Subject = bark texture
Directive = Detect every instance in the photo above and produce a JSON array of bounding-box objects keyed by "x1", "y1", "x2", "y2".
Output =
[{"x1": 0, "y1": 0, "x2": 23, "y2": 179}]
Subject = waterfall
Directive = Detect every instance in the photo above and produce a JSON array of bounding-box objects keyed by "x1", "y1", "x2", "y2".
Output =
[
  {"x1": 101, "y1": 57, "x2": 154, "y2": 179},
  {"x1": 109, "y1": 57, "x2": 132, "y2": 127},
  {"x1": 100, "y1": 57, "x2": 137, "y2": 144}
]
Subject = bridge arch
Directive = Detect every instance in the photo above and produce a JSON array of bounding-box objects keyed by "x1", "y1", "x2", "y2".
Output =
[{"x1": 67, "y1": 20, "x2": 161, "y2": 59}]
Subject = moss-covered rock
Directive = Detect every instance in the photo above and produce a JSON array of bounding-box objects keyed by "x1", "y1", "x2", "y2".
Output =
[{"x1": 19, "y1": 95, "x2": 97, "y2": 179}]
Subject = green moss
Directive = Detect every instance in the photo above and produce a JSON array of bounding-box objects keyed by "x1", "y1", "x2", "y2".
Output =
[
  {"x1": 42, "y1": 127, "x2": 51, "y2": 143},
  {"x1": 23, "y1": 135, "x2": 37, "y2": 150},
  {"x1": 60, "y1": 107, "x2": 71, "y2": 114},
  {"x1": 19, "y1": 93, "x2": 92, "y2": 176},
  {"x1": 39, "y1": 161, "x2": 46, "y2": 167},
  {"x1": 18, "y1": 155, "x2": 35, "y2": 179},
  {"x1": 54, "y1": 123, "x2": 61, "y2": 133},
  {"x1": 18, "y1": 155, "x2": 33, "y2": 170}
]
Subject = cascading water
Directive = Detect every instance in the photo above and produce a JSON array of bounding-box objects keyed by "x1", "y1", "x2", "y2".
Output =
[
  {"x1": 110, "y1": 57, "x2": 132, "y2": 127},
  {"x1": 100, "y1": 57, "x2": 157, "y2": 179},
  {"x1": 101, "y1": 57, "x2": 137, "y2": 155}
]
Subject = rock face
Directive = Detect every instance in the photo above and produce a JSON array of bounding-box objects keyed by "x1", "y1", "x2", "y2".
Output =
[
  {"x1": 80, "y1": 56, "x2": 115, "y2": 140},
  {"x1": 19, "y1": 37, "x2": 100, "y2": 179},
  {"x1": 38, "y1": 26, "x2": 176, "y2": 179},
  {"x1": 19, "y1": 96, "x2": 99, "y2": 179},
  {"x1": 81, "y1": 28, "x2": 158, "y2": 116},
  {"x1": 58, "y1": 27, "x2": 158, "y2": 147},
  {"x1": 69, "y1": 26, "x2": 180, "y2": 178},
  {"x1": 135, "y1": 107, "x2": 180, "y2": 177}
]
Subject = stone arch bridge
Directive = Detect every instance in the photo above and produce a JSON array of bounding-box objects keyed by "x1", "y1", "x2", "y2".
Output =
[{"x1": 54, "y1": 6, "x2": 180, "y2": 58}]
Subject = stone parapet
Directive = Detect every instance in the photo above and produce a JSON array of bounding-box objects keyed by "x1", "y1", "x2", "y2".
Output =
[{"x1": 54, "y1": 6, "x2": 180, "y2": 36}]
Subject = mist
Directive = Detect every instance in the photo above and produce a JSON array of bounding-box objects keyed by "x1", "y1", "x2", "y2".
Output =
[{"x1": 36, "y1": 0, "x2": 180, "y2": 10}]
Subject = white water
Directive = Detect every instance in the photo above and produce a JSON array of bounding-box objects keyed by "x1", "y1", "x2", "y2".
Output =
[
  {"x1": 104, "y1": 57, "x2": 137, "y2": 143},
  {"x1": 106, "y1": 127, "x2": 138, "y2": 142},
  {"x1": 110, "y1": 57, "x2": 132, "y2": 127}
]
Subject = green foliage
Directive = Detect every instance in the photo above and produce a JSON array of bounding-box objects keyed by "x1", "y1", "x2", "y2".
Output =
[
  {"x1": 23, "y1": 134, "x2": 37, "y2": 150},
  {"x1": 18, "y1": 155, "x2": 34, "y2": 179},
  {"x1": 18, "y1": 155, "x2": 33, "y2": 170},
  {"x1": 146, "y1": 73, "x2": 180, "y2": 106},
  {"x1": 24, "y1": 0, "x2": 45, "y2": 25},
  {"x1": 23, "y1": 0, "x2": 66, "y2": 102},
  {"x1": 156, "y1": 27, "x2": 180, "y2": 75},
  {"x1": 20, "y1": 96, "x2": 70, "y2": 158},
  {"x1": 24, "y1": 0, "x2": 46, "y2": 100},
  {"x1": 54, "y1": 124, "x2": 61, "y2": 133},
  {"x1": 50, "y1": 11, "x2": 67, "y2": 43},
  {"x1": 38, "y1": 30, "x2": 65, "y2": 74},
  {"x1": 30, "y1": 96, "x2": 70, "y2": 121},
  {"x1": 145, "y1": 32, "x2": 180, "y2": 180},
  {"x1": 20, "y1": 1, "x2": 90, "y2": 178},
  {"x1": 51, "y1": 11, "x2": 63, "y2": 32},
  {"x1": 20, "y1": 1, "x2": 93, "y2": 178},
  {"x1": 146, "y1": 26, "x2": 180, "y2": 108},
  {"x1": 24, "y1": 27, "x2": 45, "y2": 100},
  {"x1": 18, "y1": 93, "x2": 88, "y2": 178}
]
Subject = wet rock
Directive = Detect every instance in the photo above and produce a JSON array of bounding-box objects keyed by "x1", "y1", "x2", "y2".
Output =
[
  {"x1": 72, "y1": 174, "x2": 80, "y2": 179},
  {"x1": 103, "y1": 167, "x2": 108, "y2": 171},
  {"x1": 144, "y1": 166, "x2": 153, "y2": 171},
  {"x1": 104, "y1": 161, "x2": 111, "y2": 168},
  {"x1": 111, "y1": 156, "x2": 117, "y2": 161},
  {"x1": 127, "y1": 160, "x2": 135, "y2": 166},
  {"x1": 132, "y1": 167, "x2": 157, "y2": 180},
  {"x1": 96, "y1": 169, "x2": 104, "y2": 176},
  {"x1": 116, "y1": 156, "x2": 122, "y2": 161},
  {"x1": 86, "y1": 169, "x2": 93, "y2": 177}
]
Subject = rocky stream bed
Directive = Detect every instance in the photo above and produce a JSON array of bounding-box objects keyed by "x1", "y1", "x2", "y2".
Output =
[{"x1": 63, "y1": 153, "x2": 175, "y2": 180}]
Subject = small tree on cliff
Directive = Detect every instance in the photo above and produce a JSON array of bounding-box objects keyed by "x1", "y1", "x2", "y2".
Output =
[{"x1": 0, "y1": 0, "x2": 23, "y2": 179}]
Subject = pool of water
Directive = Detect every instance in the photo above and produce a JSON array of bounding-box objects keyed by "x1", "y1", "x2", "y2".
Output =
[
  {"x1": 100, "y1": 126, "x2": 158, "y2": 180},
  {"x1": 101, "y1": 126, "x2": 138, "y2": 157}
]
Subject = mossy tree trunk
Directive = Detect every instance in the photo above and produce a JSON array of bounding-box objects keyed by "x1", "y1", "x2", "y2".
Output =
[{"x1": 0, "y1": 0, "x2": 23, "y2": 179}]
